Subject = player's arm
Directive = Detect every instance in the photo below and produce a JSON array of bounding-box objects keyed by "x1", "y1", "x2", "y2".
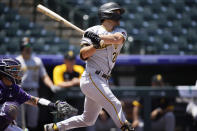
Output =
[
  {"x1": 25, "y1": 96, "x2": 78, "y2": 118},
  {"x1": 132, "y1": 100, "x2": 141, "y2": 128},
  {"x1": 25, "y1": 96, "x2": 38, "y2": 106},
  {"x1": 25, "y1": 96, "x2": 56, "y2": 109},
  {"x1": 57, "y1": 78, "x2": 80, "y2": 88},
  {"x1": 80, "y1": 31, "x2": 102, "y2": 60},
  {"x1": 151, "y1": 107, "x2": 163, "y2": 120},
  {"x1": 99, "y1": 32, "x2": 125, "y2": 45},
  {"x1": 42, "y1": 74, "x2": 54, "y2": 89},
  {"x1": 84, "y1": 31, "x2": 126, "y2": 47},
  {"x1": 42, "y1": 74, "x2": 61, "y2": 92},
  {"x1": 80, "y1": 44, "x2": 96, "y2": 60},
  {"x1": 39, "y1": 58, "x2": 58, "y2": 92},
  {"x1": 59, "y1": 66, "x2": 84, "y2": 87},
  {"x1": 17, "y1": 85, "x2": 58, "y2": 109},
  {"x1": 53, "y1": 66, "x2": 80, "y2": 88},
  {"x1": 81, "y1": 30, "x2": 126, "y2": 60}
]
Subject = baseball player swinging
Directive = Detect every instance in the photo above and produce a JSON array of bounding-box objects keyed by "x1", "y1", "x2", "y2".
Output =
[{"x1": 44, "y1": 2, "x2": 134, "y2": 131}]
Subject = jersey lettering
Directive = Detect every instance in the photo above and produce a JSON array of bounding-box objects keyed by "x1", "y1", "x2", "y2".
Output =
[{"x1": 112, "y1": 52, "x2": 118, "y2": 63}]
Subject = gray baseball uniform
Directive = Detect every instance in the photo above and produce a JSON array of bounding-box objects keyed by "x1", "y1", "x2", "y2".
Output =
[
  {"x1": 16, "y1": 55, "x2": 47, "y2": 128},
  {"x1": 55, "y1": 25, "x2": 127, "y2": 131}
]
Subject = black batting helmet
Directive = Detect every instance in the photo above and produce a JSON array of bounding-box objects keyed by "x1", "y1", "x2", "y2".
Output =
[
  {"x1": 98, "y1": 2, "x2": 125, "y2": 22},
  {"x1": 0, "y1": 58, "x2": 22, "y2": 85}
]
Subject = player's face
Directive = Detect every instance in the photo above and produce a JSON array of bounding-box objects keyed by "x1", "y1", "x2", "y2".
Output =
[
  {"x1": 8, "y1": 65, "x2": 23, "y2": 81},
  {"x1": 110, "y1": 19, "x2": 120, "y2": 26},
  {"x1": 111, "y1": 10, "x2": 121, "y2": 26},
  {"x1": 65, "y1": 59, "x2": 75, "y2": 67},
  {"x1": 3, "y1": 65, "x2": 23, "y2": 85},
  {"x1": 64, "y1": 59, "x2": 75, "y2": 72},
  {"x1": 22, "y1": 47, "x2": 32, "y2": 59}
]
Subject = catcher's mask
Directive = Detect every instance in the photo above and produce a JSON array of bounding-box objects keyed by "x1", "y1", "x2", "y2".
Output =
[
  {"x1": 98, "y1": 2, "x2": 125, "y2": 22},
  {"x1": 0, "y1": 58, "x2": 23, "y2": 85}
]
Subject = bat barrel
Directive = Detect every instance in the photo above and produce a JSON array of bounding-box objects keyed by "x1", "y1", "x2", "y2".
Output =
[{"x1": 36, "y1": 4, "x2": 84, "y2": 34}]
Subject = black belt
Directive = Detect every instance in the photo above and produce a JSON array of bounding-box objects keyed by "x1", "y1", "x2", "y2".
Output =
[{"x1": 95, "y1": 70, "x2": 110, "y2": 80}]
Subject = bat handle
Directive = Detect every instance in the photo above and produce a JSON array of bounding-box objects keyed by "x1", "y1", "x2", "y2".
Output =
[{"x1": 100, "y1": 40, "x2": 104, "y2": 46}]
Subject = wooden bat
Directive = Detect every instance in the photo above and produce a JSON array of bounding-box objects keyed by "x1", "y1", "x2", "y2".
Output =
[
  {"x1": 36, "y1": 4, "x2": 84, "y2": 34},
  {"x1": 36, "y1": 4, "x2": 104, "y2": 45}
]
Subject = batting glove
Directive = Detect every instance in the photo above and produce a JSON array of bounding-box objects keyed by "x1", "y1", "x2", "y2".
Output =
[{"x1": 84, "y1": 31, "x2": 101, "y2": 49}]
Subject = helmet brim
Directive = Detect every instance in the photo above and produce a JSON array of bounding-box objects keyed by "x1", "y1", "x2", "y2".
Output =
[{"x1": 110, "y1": 8, "x2": 125, "y2": 14}]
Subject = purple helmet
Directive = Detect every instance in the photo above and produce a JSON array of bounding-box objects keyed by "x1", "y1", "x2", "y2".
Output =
[{"x1": 0, "y1": 58, "x2": 22, "y2": 85}]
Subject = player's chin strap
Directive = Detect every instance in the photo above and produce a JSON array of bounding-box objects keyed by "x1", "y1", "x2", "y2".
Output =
[{"x1": 121, "y1": 121, "x2": 135, "y2": 131}]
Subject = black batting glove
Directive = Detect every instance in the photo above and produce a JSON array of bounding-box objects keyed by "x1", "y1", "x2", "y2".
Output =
[{"x1": 84, "y1": 31, "x2": 101, "y2": 49}]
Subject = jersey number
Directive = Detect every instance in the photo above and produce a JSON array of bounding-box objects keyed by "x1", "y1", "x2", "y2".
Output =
[{"x1": 112, "y1": 52, "x2": 118, "y2": 63}]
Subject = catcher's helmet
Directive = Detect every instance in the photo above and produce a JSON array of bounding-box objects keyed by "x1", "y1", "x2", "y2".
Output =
[
  {"x1": 20, "y1": 37, "x2": 31, "y2": 51},
  {"x1": 0, "y1": 58, "x2": 22, "y2": 85},
  {"x1": 98, "y1": 2, "x2": 125, "y2": 22}
]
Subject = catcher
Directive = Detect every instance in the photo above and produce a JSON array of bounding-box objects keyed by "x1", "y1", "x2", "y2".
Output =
[{"x1": 0, "y1": 58, "x2": 78, "y2": 131}]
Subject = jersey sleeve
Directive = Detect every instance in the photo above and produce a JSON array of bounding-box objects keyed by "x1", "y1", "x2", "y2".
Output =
[
  {"x1": 53, "y1": 65, "x2": 65, "y2": 86},
  {"x1": 160, "y1": 98, "x2": 175, "y2": 110},
  {"x1": 38, "y1": 57, "x2": 47, "y2": 78},
  {"x1": 16, "y1": 87, "x2": 31, "y2": 104},
  {"x1": 74, "y1": 65, "x2": 85, "y2": 78},
  {"x1": 116, "y1": 28, "x2": 127, "y2": 41}
]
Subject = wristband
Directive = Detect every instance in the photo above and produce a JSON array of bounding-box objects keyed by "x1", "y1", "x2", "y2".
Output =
[{"x1": 38, "y1": 98, "x2": 56, "y2": 109}]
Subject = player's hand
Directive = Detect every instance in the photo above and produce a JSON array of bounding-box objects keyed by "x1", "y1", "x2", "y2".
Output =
[
  {"x1": 132, "y1": 120, "x2": 139, "y2": 128},
  {"x1": 50, "y1": 85, "x2": 62, "y2": 93},
  {"x1": 151, "y1": 107, "x2": 162, "y2": 120},
  {"x1": 84, "y1": 31, "x2": 101, "y2": 49},
  {"x1": 71, "y1": 78, "x2": 79, "y2": 86},
  {"x1": 53, "y1": 100, "x2": 78, "y2": 118}
]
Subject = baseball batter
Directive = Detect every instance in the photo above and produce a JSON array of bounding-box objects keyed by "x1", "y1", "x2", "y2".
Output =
[{"x1": 44, "y1": 2, "x2": 134, "y2": 131}]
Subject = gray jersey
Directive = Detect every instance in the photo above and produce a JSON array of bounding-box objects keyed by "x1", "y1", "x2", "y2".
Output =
[
  {"x1": 81, "y1": 25, "x2": 127, "y2": 75},
  {"x1": 16, "y1": 55, "x2": 47, "y2": 88}
]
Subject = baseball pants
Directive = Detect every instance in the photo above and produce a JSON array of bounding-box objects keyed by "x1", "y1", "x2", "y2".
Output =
[
  {"x1": 17, "y1": 89, "x2": 39, "y2": 128},
  {"x1": 5, "y1": 125, "x2": 23, "y2": 131},
  {"x1": 56, "y1": 71, "x2": 126, "y2": 131},
  {"x1": 151, "y1": 112, "x2": 175, "y2": 131},
  {"x1": 135, "y1": 112, "x2": 175, "y2": 131}
]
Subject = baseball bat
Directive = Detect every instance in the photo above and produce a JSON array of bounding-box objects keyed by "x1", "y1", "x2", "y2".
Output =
[
  {"x1": 36, "y1": 4, "x2": 104, "y2": 45},
  {"x1": 36, "y1": 4, "x2": 84, "y2": 34}
]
